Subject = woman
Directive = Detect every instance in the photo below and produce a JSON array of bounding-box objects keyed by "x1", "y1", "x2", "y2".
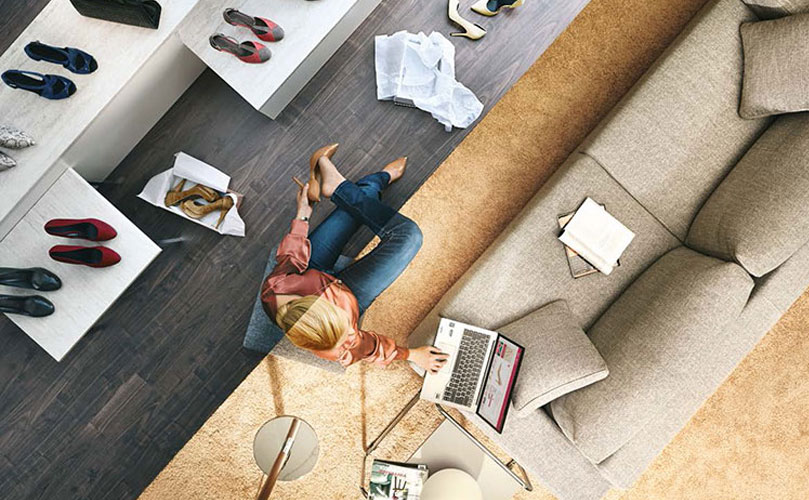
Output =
[{"x1": 261, "y1": 144, "x2": 448, "y2": 373}]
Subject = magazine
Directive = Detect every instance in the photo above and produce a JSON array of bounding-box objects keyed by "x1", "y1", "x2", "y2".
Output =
[
  {"x1": 368, "y1": 459, "x2": 428, "y2": 500},
  {"x1": 558, "y1": 198, "x2": 634, "y2": 275},
  {"x1": 558, "y1": 202, "x2": 621, "y2": 279}
]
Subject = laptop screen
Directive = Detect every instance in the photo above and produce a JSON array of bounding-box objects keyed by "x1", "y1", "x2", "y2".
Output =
[{"x1": 476, "y1": 334, "x2": 524, "y2": 433}]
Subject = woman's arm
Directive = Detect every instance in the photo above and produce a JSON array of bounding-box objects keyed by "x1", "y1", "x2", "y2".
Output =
[
  {"x1": 270, "y1": 181, "x2": 315, "y2": 276},
  {"x1": 359, "y1": 331, "x2": 449, "y2": 372}
]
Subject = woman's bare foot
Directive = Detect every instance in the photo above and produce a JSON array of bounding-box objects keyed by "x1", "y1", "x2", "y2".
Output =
[
  {"x1": 382, "y1": 156, "x2": 407, "y2": 184},
  {"x1": 317, "y1": 156, "x2": 346, "y2": 198}
]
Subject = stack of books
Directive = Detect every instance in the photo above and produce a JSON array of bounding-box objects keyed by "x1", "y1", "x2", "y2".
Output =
[
  {"x1": 368, "y1": 459, "x2": 429, "y2": 500},
  {"x1": 558, "y1": 198, "x2": 635, "y2": 277}
]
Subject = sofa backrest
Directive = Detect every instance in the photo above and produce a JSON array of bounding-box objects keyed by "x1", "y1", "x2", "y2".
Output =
[
  {"x1": 581, "y1": 0, "x2": 770, "y2": 240},
  {"x1": 686, "y1": 113, "x2": 809, "y2": 277}
]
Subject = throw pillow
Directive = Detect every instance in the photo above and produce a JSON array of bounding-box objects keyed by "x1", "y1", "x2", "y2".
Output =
[
  {"x1": 739, "y1": 14, "x2": 809, "y2": 119},
  {"x1": 498, "y1": 300, "x2": 607, "y2": 419}
]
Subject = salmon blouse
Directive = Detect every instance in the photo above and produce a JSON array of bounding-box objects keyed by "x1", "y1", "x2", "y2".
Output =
[{"x1": 261, "y1": 219, "x2": 409, "y2": 367}]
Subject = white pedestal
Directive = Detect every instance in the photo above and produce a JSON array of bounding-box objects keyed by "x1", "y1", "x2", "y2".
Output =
[
  {"x1": 0, "y1": 169, "x2": 161, "y2": 361},
  {"x1": 178, "y1": 0, "x2": 384, "y2": 118},
  {"x1": 0, "y1": 0, "x2": 204, "y2": 237}
]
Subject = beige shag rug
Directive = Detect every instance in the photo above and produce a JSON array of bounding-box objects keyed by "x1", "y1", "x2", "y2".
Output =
[{"x1": 142, "y1": 0, "x2": 809, "y2": 498}]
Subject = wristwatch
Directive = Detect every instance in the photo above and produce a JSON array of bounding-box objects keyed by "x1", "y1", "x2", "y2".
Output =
[{"x1": 298, "y1": 216, "x2": 310, "y2": 222}]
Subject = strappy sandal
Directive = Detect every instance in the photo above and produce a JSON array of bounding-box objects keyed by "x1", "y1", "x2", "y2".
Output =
[
  {"x1": 209, "y1": 34, "x2": 271, "y2": 63},
  {"x1": 223, "y1": 8, "x2": 284, "y2": 42},
  {"x1": 24, "y1": 41, "x2": 98, "y2": 74},
  {"x1": 1, "y1": 70, "x2": 76, "y2": 100}
]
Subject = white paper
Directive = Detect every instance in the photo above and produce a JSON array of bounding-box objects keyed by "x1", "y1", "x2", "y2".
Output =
[
  {"x1": 559, "y1": 198, "x2": 634, "y2": 275},
  {"x1": 137, "y1": 153, "x2": 246, "y2": 237},
  {"x1": 375, "y1": 31, "x2": 483, "y2": 131}
]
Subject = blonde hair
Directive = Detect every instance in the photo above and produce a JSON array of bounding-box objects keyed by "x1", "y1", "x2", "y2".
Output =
[{"x1": 276, "y1": 295, "x2": 350, "y2": 351}]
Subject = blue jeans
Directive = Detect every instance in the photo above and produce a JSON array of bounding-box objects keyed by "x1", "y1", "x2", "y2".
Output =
[{"x1": 308, "y1": 172, "x2": 423, "y2": 314}]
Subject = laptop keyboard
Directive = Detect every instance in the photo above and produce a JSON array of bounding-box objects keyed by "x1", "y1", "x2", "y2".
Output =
[{"x1": 442, "y1": 329, "x2": 490, "y2": 407}]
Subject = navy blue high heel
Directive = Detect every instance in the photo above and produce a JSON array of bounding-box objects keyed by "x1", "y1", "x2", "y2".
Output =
[
  {"x1": 1, "y1": 70, "x2": 76, "y2": 100},
  {"x1": 24, "y1": 41, "x2": 98, "y2": 74}
]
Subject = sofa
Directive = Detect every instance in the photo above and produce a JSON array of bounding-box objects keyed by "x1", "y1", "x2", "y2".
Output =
[{"x1": 408, "y1": 0, "x2": 809, "y2": 498}]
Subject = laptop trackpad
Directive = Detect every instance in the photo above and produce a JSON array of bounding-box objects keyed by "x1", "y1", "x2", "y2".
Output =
[{"x1": 436, "y1": 342, "x2": 456, "y2": 375}]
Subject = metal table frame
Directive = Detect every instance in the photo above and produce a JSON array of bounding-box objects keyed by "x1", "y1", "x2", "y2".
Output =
[{"x1": 358, "y1": 391, "x2": 533, "y2": 498}]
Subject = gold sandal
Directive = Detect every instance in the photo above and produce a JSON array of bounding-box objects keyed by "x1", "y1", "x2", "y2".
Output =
[
  {"x1": 164, "y1": 179, "x2": 220, "y2": 207},
  {"x1": 180, "y1": 196, "x2": 235, "y2": 229}
]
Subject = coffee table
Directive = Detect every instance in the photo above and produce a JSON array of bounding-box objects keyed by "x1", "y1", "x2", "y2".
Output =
[{"x1": 360, "y1": 392, "x2": 531, "y2": 499}]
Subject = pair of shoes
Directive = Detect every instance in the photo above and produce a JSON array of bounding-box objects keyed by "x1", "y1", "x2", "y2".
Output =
[
  {"x1": 164, "y1": 179, "x2": 234, "y2": 229},
  {"x1": 0, "y1": 267, "x2": 61, "y2": 318},
  {"x1": 302, "y1": 143, "x2": 407, "y2": 203},
  {"x1": 209, "y1": 8, "x2": 284, "y2": 64},
  {"x1": 45, "y1": 218, "x2": 121, "y2": 268},
  {"x1": 0, "y1": 267, "x2": 61, "y2": 317},
  {"x1": 448, "y1": 0, "x2": 524, "y2": 40},
  {"x1": 1, "y1": 41, "x2": 97, "y2": 100}
]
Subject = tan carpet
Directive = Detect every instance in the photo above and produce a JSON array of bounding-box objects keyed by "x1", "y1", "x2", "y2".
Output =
[{"x1": 141, "y1": 0, "x2": 809, "y2": 498}]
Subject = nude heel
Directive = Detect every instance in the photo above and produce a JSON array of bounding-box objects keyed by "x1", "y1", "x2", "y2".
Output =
[{"x1": 307, "y1": 143, "x2": 339, "y2": 203}]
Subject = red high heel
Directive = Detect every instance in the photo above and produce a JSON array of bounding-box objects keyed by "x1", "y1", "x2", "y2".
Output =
[
  {"x1": 44, "y1": 218, "x2": 117, "y2": 241},
  {"x1": 49, "y1": 245, "x2": 121, "y2": 268},
  {"x1": 223, "y1": 8, "x2": 284, "y2": 42},
  {"x1": 209, "y1": 34, "x2": 270, "y2": 64}
]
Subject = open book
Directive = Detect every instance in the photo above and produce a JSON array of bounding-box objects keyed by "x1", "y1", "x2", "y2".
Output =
[{"x1": 558, "y1": 198, "x2": 635, "y2": 275}]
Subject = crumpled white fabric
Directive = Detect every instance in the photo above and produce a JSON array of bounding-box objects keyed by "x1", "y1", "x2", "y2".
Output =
[{"x1": 375, "y1": 31, "x2": 484, "y2": 132}]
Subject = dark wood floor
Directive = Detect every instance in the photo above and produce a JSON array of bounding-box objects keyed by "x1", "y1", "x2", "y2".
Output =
[{"x1": 0, "y1": 0, "x2": 589, "y2": 498}]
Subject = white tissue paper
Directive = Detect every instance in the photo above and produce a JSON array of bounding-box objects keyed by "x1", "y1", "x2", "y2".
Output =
[
  {"x1": 375, "y1": 31, "x2": 484, "y2": 132},
  {"x1": 138, "y1": 152, "x2": 246, "y2": 237}
]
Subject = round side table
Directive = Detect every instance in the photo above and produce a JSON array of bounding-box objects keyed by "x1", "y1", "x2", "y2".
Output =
[{"x1": 253, "y1": 416, "x2": 319, "y2": 499}]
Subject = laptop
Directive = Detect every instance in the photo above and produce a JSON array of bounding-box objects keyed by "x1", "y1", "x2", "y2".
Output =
[{"x1": 420, "y1": 318, "x2": 524, "y2": 433}]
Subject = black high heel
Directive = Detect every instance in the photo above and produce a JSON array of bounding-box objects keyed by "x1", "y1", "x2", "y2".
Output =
[
  {"x1": 0, "y1": 267, "x2": 61, "y2": 291},
  {"x1": 0, "y1": 295, "x2": 55, "y2": 317}
]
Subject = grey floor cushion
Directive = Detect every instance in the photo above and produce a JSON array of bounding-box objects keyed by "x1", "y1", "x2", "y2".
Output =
[
  {"x1": 498, "y1": 300, "x2": 608, "y2": 419},
  {"x1": 550, "y1": 246, "x2": 754, "y2": 464},
  {"x1": 686, "y1": 113, "x2": 809, "y2": 277},
  {"x1": 243, "y1": 245, "x2": 351, "y2": 373},
  {"x1": 739, "y1": 13, "x2": 809, "y2": 119}
]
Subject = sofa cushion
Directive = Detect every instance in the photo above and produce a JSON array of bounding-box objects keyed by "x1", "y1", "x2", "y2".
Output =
[
  {"x1": 686, "y1": 113, "x2": 809, "y2": 277},
  {"x1": 581, "y1": 0, "x2": 769, "y2": 239},
  {"x1": 739, "y1": 14, "x2": 809, "y2": 119},
  {"x1": 550, "y1": 246, "x2": 754, "y2": 464},
  {"x1": 595, "y1": 292, "x2": 781, "y2": 487},
  {"x1": 499, "y1": 300, "x2": 608, "y2": 418},
  {"x1": 742, "y1": 0, "x2": 809, "y2": 19},
  {"x1": 408, "y1": 152, "x2": 680, "y2": 351}
]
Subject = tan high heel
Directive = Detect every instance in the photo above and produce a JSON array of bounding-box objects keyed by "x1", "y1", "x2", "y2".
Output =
[
  {"x1": 448, "y1": 0, "x2": 487, "y2": 40},
  {"x1": 307, "y1": 143, "x2": 339, "y2": 203},
  {"x1": 180, "y1": 196, "x2": 235, "y2": 229},
  {"x1": 382, "y1": 156, "x2": 407, "y2": 184},
  {"x1": 164, "y1": 179, "x2": 220, "y2": 207}
]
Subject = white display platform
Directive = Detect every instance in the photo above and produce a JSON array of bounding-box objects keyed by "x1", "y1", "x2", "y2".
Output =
[
  {"x1": 178, "y1": 0, "x2": 383, "y2": 118},
  {"x1": 409, "y1": 420, "x2": 521, "y2": 500},
  {"x1": 0, "y1": 169, "x2": 161, "y2": 361},
  {"x1": 0, "y1": 0, "x2": 204, "y2": 237}
]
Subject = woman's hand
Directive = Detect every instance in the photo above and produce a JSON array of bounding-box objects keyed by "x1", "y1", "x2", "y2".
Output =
[
  {"x1": 409, "y1": 345, "x2": 449, "y2": 374},
  {"x1": 296, "y1": 180, "x2": 313, "y2": 220}
]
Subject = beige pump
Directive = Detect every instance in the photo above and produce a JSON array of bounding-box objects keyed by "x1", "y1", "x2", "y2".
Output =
[{"x1": 448, "y1": 0, "x2": 487, "y2": 40}]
